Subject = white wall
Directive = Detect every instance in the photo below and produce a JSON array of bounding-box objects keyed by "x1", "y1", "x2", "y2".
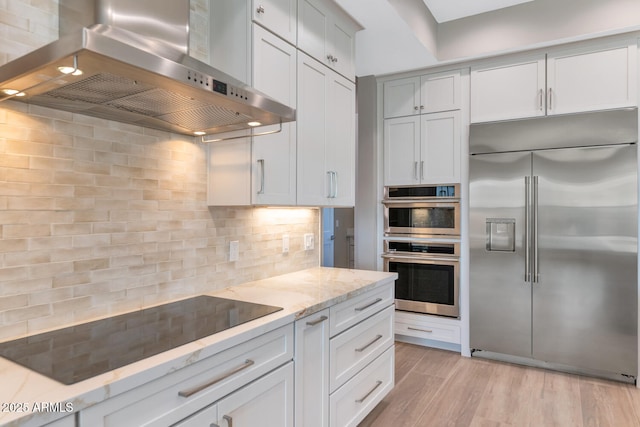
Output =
[{"x1": 438, "y1": 0, "x2": 640, "y2": 61}]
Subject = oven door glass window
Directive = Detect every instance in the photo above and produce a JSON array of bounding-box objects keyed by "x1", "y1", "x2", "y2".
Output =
[
  {"x1": 388, "y1": 207, "x2": 456, "y2": 230},
  {"x1": 389, "y1": 261, "x2": 455, "y2": 305}
]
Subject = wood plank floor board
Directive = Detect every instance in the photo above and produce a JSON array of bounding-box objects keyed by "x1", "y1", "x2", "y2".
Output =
[{"x1": 359, "y1": 342, "x2": 640, "y2": 427}]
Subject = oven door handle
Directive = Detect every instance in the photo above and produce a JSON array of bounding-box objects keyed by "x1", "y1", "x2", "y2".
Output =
[
  {"x1": 381, "y1": 198, "x2": 459, "y2": 204},
  {"x1": 381, "y1": 254, "x2": 459, "y2": 263}
]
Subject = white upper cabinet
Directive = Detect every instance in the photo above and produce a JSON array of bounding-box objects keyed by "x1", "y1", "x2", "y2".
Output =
[
  {"x1": 384, "y1": 111, "x2": 461, "y2": 186},
  {"x1": 547, "y1": 42, "x2": 637, "y2": 115},
  {"x1": 384, "y1": 70, "x2": 461, "y2": 118},
  {"x1": 297, "y1": 53, "x2": 355, "y2": 206},
  {"x1": 298, "y1": 0, "x2": 359, "y2": 81},
  {"x1": 252, "y1": 25, "x2": 297, "y2": 205},
  {"x1": 252, "y1": 0, "x2": 297, "y2": 45},
  {"x1": 471, "y1": 40, "x2": 637, "y2": 123}
]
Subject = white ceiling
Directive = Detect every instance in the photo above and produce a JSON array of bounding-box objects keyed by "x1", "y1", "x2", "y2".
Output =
[
  {"x1": 422, "y1": 0, "x2": 534, "y2": 23},
  {"x1": 335, "y1": 0, "x2": 640, "y2": 77}
]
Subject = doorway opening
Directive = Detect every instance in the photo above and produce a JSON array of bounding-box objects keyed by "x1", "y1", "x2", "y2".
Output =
[{"x1": 321, "y1": 208, "x2": 354, "y2": 268}]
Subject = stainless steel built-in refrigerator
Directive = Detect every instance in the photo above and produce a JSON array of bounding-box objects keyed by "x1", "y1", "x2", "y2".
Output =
[{"x1": 469, "y1": 108, "x2": 638, "y2": 382}]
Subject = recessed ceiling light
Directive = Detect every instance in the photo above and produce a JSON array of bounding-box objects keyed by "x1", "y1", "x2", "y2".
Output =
[
  {"x1": 194, "y1": 131, "x2": 206, "y2": 136},
  {"x1": 247, "y1": 121, "x2": 262, "y2": 127}
]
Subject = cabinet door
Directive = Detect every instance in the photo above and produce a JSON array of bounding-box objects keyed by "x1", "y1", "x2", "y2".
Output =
[
  {"x1": 298, "y1": 0, "x2": 330, "y2": 66},
  {"x1": 295, "y1": 310, "x2": 330, "y2": 427},
  {"x1": 252, "y1": 123, "x2": 297, "y2": 205},
  {"x1": 252, "y1": 0, "x2": 297, "y2": 45},
  {"x1": 420, "y1": 111, "x2": 461, "y2": 184},
  {"x1": 207, "y1": 135, "x2": 252, "y2": 206},
  {"x1": 547, "y1": 41, "x2": 637, "y2": 115},
  {"x1": 297, "y1": 53, "x2": 329, "y2": 206},
  {"x1": 383, "y1": 116, "x2": 420, "y2": 186},
  {"x1": 326, "y1": 71, "x2": 355, "y2": 206},
  {"x1": 329, "y1": 14, "x2": 356, "y2": 80},
  {"x1": 383, "y1": 77, "x2": 421, "y2": 119},
  {"x1": 252, "y1": 25, "x2": 297, "y2": 205},
  {"x1": 217, "y1": 362, "x2": 294, "y2": 427},
  {"x1": 421, "y1": 70, "x2": 461, "y2": 113},
  {"x1": 470, "y1": 56, "x2": 546, "y2": 122}
]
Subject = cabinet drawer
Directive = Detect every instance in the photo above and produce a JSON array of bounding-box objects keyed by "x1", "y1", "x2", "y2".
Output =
[
  {"x1": 395, "y1": 314, "x2": 460, "y2": 344},
  {"x1": 330, "y1": 305, "x2": 394, "y2": 392},
  {"x1": 329, "y1": 284, "x2": 394, "y2": 337},
  {"x1": 329, "y1": 346, "x2": 394, "y2": 427},
  {"x1": 79, "y1": 324, "x2": 293, "y2": 427}
]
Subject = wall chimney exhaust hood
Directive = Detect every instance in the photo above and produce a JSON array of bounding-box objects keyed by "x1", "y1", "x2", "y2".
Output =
[{"x1": 0, "y1": 0, "x2": 295, "y2": 138}]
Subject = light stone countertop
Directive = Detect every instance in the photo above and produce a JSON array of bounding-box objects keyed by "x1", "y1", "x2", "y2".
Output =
[{"x1": 0, "y1": 267, "x2": 397, "y2": 427}]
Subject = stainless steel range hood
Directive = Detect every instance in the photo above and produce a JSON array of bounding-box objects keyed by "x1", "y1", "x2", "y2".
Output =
[{"x1": 0, "y1": 0, "x2": 295, "y2": 137}]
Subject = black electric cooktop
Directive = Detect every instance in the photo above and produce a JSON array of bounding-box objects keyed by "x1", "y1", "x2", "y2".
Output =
[{"x1": 0, "y1": 296, "x2": 282, "y2": 385}]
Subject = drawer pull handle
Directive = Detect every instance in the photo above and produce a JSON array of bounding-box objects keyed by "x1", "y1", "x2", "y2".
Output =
[
  {"x1": 178, "y1": 359, "x2": 255, "y2": 398},
  {"x1": 223, "y1": 415, "x2": 233, "y2": 427},
  {"x1": 306, "y1": 315, "x2": 328, "y2": 327},
  {"x1": 355, "y1": 298, "x2": 383, "y2": 312},
  {"x1": 408, "y1": 327, "x2": 433, "y2": 333},
  {"x1": 355, "y1": 334, "x2": 383, "y2": 352},
  {"x1": 355, "y1": 380, "x2": 383, "y2": 403}
]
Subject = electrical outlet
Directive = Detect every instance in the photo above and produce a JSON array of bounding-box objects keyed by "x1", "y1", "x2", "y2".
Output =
[
  {"x1": 229, "y1": 240, "x2": 239, "y2": 261},
  {"x1": 304, "y1": 233, "x2": 314, "y2": 251},
  {"x1": 282, "y1": 234, "x2": 290, "y2": 254}
]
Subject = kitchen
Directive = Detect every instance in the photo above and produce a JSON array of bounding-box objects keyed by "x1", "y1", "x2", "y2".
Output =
[{"x1": 1, "y1": 0, "x2": 640, "y2": 426}]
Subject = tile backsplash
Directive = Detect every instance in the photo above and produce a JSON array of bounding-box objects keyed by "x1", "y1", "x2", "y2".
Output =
[{"x1": 0, "y1": 1, "x2": 319, "y2": 340}]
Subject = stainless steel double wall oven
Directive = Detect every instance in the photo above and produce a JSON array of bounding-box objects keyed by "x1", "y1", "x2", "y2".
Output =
[{"x1": 382, "y1": 184, "x2": 461, "y2": 317}]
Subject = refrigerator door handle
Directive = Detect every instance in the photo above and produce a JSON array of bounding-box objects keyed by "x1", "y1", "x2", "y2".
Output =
[
  {"x1": 532, "y1": 175, "x2": 539, "y2": 283},
  {"x1": 525, "y1": 176, "x2": 531, "y2": 282}
]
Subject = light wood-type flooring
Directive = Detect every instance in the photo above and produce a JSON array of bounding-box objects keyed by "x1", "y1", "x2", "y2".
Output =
[{"x1": 359, "y1": 342, "x2": 640, "y2": 427}]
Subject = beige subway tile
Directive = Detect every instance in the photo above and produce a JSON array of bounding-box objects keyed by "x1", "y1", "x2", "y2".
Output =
[
  {"x1": 74, "y1": 258, "x2": 110, "y2": 273},
  {"x1": 0, "y1": 294, "x2": 28, "y2": 311},
  {"x1": 0, "y1": 238, "x2": 28, "y2": 253},
  {"x1": 28, "y1": 184, "x2": 75, "y2": 198},
  {"x1": 73, "y1": 211, "x2": 109, "y2": 223},
  {"x1": 52, "y1": 271, "x2": 91, "y2": 288},
  {"x1": 4, "y1": 224, "x2": 50, "y2": 238},
  {"x1": 53, "y1": 120, "x2": 94, "y2": 137},
  {"x1": 3, "y1": 303, "x2": 51, "y2": 323},
  {"x1": 4, "y1": 167, "x2": 53, "y2": 183},
  {"x1": 28, "y1": 287, "x2": 74, "y2": 306},
  {"x1": 51, "y1": 223, "x2": 92, "y2": 236},
  {"x1": 0, "y1": 322, "x2": 28, "y2": 341},
  {"x1": 29, "y1": 261, "x2": 74, "y2": 280},
  {"x1": 55, "y1": 197, "x2": 95, "y2": 210},
  {"x1": 4, "y1": 250, "x2": 50, "y2": 267},
  {"x1": 72, "y1": 233, "x2": 111, "y2": 248}
]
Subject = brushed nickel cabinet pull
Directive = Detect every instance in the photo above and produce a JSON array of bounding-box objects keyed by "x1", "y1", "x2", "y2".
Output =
[
  {"x1": 256, "y1": 5, "x2": 265, "y2": 14},
  {"x1": 408, "y1": 327, "x2": 433, "y2": 333},
  {"x1": 355, "y1": 334, "x2": 383, "y2": 352},
  {"x1": 538, "y1": 89, "x2": 544, "y2": 111},
  {"x1": 178, "y1": 359, "x2": 255, "y2": 398},
  {"x1": 257, "y1": 159, "x2": 265, "y2": 194},
  {"x1": 354, "y1": 298, "x2": 383, "y2": 312},
  {"x1": 306, "y1": 315, "x2": 328, "y2": 327},
  {"x1": 223, "y1": 415, "x2": 233, "y2": 427},
  {"x1": 355, "y1": 380, "x2": 383, "y2": 403}
]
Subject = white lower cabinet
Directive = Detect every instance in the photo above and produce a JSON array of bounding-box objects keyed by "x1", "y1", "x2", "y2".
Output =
[
  {"x1": 175, "y1": 362, "x2": 294, "y2": 427},
  {"x1": 295, "y1": 309, "x2": 330, "y2": 427},
  {"x1": 395, "y1": 310, "x2": 461, "y2": 345},
  {"x1": 78, "y1": 325, "x2": 293, "y2": 426},
  {"x1": 295, "y1": 281, "x2": 395, "y2": 427},
  {"x1": 329, "y1": 346, "x2": 394, "y2": 427}
]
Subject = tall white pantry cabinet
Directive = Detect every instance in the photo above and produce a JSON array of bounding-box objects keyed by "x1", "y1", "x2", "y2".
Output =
[
  {"x1": 206, "y1": 0, "x2": 360, "y2": 208},
  {"x1": 383, "y1": 70, "x2": 463, "y2": 186}
]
